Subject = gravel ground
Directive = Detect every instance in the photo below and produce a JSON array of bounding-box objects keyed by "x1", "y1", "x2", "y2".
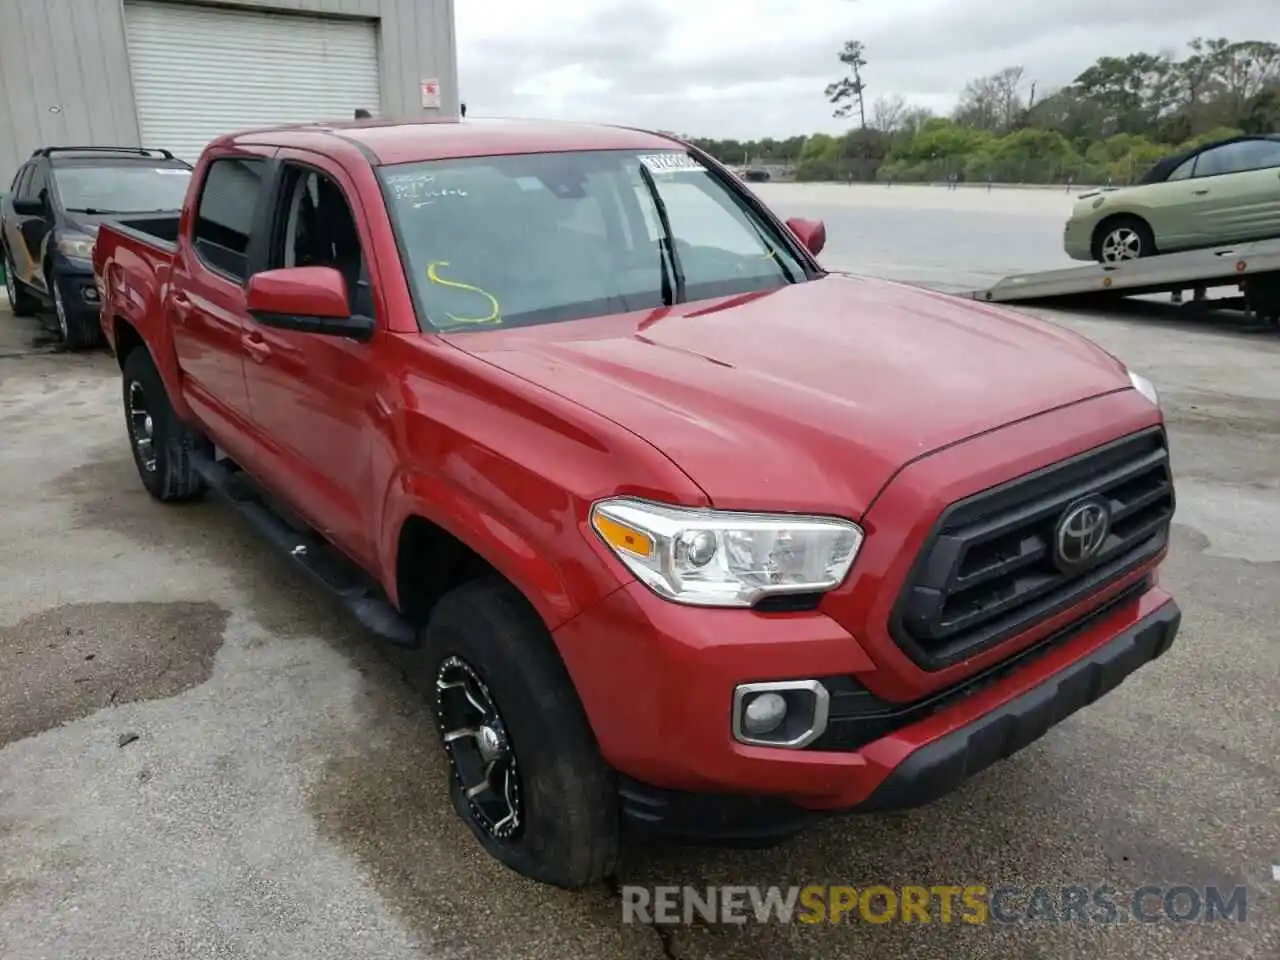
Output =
[{"x1": 0, "y1": 185, "x2": 1277, "y2": 959}]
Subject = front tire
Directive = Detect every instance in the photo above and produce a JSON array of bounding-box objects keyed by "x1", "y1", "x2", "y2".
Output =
[
  {"x1": 48, "y1": 267, "x2": 102, "y2": 350},
  {"x1": 3, "y1": 251, "x2": 40, "y2": 317},
  {"x1": 1092, "y1": 216, "x2": 1156, "y2": 264},
  {"x1": 121, "y1": 347, "x2": 207, "y2": 503},
  {"x1": 422, "y1": 578, "x2": 619, "y2": 889}
]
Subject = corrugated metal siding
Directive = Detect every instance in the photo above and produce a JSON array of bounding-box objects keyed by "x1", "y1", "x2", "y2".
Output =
[
  {"x1": 0, "y1": 0, "x2": 457, "y2": 186},
  {"x1": 124, "y1": 1, "x2": 382, "y2": 162},
  {"x1": 0, "y1": 0, "x2": 141, "y2": 187}
]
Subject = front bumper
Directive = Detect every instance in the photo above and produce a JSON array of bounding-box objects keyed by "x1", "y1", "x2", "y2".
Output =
[
  {"x1": 1063, "y1": 218, "x2": 1094, "y2": 261},
  {"x1": 50, "y1": 256, "x2": 100, "y2": 312},
  {"x1": 555, "y1": 582, "x2": 1179, "y2": 842},
  {"x1": 855, "y1": 595, "x2": 1179, "y2": 811}
]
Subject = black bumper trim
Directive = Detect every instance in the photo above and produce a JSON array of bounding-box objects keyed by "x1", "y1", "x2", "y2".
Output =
[
  {"x1": 617, "y1": 599, "x2": 1180, "y2": 841},
  {"x1": 856, "y1": 598, "x2": 1180, "y2": 810}
]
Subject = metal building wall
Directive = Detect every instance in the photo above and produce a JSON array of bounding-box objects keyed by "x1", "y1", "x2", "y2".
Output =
[{"x1": 0, "y1": 0, "x2": 458, "y2": 186}]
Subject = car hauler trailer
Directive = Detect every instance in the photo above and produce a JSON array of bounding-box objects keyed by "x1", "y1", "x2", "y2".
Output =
[{"x1": 964, "y1": 238, "x2": 1280, "y2": 323}]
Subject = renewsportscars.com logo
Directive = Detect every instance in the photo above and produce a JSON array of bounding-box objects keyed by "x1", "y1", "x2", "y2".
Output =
[{"x1": 620, "y1": 884, "x2": 1250, "y2": 926}]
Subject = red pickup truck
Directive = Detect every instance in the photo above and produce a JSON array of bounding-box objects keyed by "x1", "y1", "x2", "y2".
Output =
[{"x1": 93, "y1": 117, "x2": 1180, "y2": 889}]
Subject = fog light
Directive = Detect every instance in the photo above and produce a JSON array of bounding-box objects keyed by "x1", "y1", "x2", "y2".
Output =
[
  {"x1": 732, "y1": 679, "x2": 830, "y2": 749},
  {"x1": 742, "y1": 692, "x2": 787, "y2": 734}
]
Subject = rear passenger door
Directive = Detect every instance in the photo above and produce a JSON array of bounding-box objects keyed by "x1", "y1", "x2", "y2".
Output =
[{"x1": 168, "y1": 150, "x2": 273, "y2": 466}]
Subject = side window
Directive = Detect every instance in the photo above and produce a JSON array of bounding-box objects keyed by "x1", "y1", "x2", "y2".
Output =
[
  {"x1": 9, "y1": 163, "x2": 30, "y2": 194},
  {"x1": 274, "y1": 166, "x2": 371, "y2": 316},
  {"x1": 1192, "y1": 140, "x2": 1280, "y2": 179},
  {"x1": 25, "y1": 163, "x2": 48, "y2": 204},
  {"x1": 642, "y1": 174, "x2": 765, "y2": 257},
  {"x1": 1227, "y1": 139, "x2": 1280, "y2": 173},
  {"x1": 192, "y1": 157, "x2": 267, "y2": 281},
  {"x1": 1166, "y1": 156, "x2": 1196, "y2": 181}
]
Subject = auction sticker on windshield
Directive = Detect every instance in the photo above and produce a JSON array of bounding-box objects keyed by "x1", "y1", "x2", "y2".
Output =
[{"x1": 639, "y1": 153, "x2": 705, "y2": 174}]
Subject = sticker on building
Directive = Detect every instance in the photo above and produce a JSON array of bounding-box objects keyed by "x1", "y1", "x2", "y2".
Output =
[
  {"x1": 638, "y1": 153, "x2": 704, "y2": 174},
  {"x1": 421, "y1": 78, "x2": 441, "y2": 109}
]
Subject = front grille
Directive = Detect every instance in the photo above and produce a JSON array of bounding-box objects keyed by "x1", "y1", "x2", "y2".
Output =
[{"x1": 889, "y1": 427, "x2": 1174, "y2": 670}]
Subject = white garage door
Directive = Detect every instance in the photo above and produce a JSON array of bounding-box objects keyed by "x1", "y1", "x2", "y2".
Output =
[{"x1": 124, "y1": 1, "x2": 382, "y2": 163}]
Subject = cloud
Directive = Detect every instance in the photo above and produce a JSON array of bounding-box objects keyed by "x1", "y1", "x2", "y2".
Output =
[{"x1": 456, "y1": 0, "x2": 1280, "y2": 139}]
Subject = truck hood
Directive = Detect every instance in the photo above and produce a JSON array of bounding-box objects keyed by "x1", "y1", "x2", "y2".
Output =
[{"x1": 442, "y1": 274, "x2": 1130, "y2": 516}]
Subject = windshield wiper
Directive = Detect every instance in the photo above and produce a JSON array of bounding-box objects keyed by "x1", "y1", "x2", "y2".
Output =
[
  {"x1": 637, "y1": 163, "x2": 686, "y2": 305},
  {"x1": 64, "y1": 207, "x2": 121, "y2": 214}
]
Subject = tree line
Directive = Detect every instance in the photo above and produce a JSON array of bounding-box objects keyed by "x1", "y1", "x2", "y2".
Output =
[{"x1": 684, "y1": 37, "x2": 1280, "y2": 185}]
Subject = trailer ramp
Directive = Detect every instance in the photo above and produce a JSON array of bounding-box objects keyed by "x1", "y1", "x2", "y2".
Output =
[{"x1": 965, "y1": 239, "x2": 1280, "y2": 314}]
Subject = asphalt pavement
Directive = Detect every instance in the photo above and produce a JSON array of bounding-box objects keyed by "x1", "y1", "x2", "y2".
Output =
[{"x1": 1, "y1": 186, "x2": 1277, "y2": 960}]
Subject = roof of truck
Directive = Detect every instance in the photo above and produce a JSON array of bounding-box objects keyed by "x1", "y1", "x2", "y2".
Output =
[{"x1": 222, "y1": 116, "x2": 685, "y2": 166}]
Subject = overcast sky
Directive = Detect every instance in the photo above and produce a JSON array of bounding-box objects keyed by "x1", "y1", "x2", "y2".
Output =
[{"x1": 454, "y1": 0, "x2": 1279, "y2": 140}]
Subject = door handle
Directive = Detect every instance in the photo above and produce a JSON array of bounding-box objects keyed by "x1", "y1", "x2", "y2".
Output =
[
  {"x1": 1193, "y1": 188, "x2": 1209, "y2": 195},
  {"x1": 241, "y1": 332, "x2": 272, "y2": 362},
  {"x1": 170, "y1": 291, "x2": 192, "y2": 322}
]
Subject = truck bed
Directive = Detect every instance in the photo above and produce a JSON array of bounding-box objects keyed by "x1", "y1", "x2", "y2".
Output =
[
  {"x1": 103, "y1": 213, "x2": 182, "y2": 253},
  {"x1": 93, "y1": 215, "x2": 183, "y2": 358}
]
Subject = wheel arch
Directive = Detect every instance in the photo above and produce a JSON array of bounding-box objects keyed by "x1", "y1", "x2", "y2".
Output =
[
  {"x1": 385, "y1": 492, "x2": 587, "y2": 630},
  {"x1": 111, "y1": 316, "x2": 148, "y2": 371}
]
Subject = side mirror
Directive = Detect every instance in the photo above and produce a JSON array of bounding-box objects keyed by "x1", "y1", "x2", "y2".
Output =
[
  {"x1": 245, "y1": 266, "x2": 374, "y2": 340},
  {"x1": 786, "y1": 217, "x2": 826, "y2": 257},
  {"x1": 12, "y1": 197, "x2": 43, "y2": 216}
]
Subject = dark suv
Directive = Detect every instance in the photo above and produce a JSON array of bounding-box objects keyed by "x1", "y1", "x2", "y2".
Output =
[{"x1": 2, "y1": 146, "x2": 192, "y2": 349}]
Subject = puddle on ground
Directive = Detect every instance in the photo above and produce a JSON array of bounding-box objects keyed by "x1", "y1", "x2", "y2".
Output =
[
  {"x1": 0, "y1": 600, "x2": 228, "y2": 747},
  {"x1": 46, "y1": 450, "x2": 362, "y2": 645}
]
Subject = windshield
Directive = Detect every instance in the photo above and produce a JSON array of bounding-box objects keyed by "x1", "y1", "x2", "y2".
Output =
[
  {"x1": 53, "y1": 164, "x2": 192, "y2": 214},
  {"x1": 379, "y1": 148, "x2": 810, "y2": 332}
]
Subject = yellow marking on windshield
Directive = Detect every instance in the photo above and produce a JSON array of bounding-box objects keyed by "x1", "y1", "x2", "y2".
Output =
[{"x1": 426, "y1": 261, "x2": 502, "y2": 325}]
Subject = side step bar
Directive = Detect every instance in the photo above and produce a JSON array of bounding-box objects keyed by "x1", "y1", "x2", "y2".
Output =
[
  {"x1": 964, "y1": 238, "x2": 1280, "y2": 304},
  {"x1": 191, "y1": 452, "x2": 418, "y2": 647}
]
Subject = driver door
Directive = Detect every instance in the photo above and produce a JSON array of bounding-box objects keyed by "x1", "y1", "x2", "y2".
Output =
[
  {"x1": 9, "y1": 162, "x2": 53, "y2": 292},
  {"x1": 1195, "y1": 139, "x2": 1280, "y2": 242},
  {"x1": 2, "y1": 165, "x2": 34, "y2": 282},
  {"x1": 1164, "y1": 139, "x2": 1280, "y2": 246},
  {"x1": 241, "y1": 152, "x2": 380, "y2": 567}
]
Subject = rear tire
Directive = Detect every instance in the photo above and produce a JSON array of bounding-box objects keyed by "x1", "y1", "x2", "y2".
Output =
[
  {"x1": 48, "y1": 267, "x2": 102, "y2": 350},
  {"x1": 1091, "y1": 216, "x2": 1157, "y2": 264},
  {"x1": 121, "y1": 347, "x2": 207, "y2": 503},
  {"x1": 3, "y1": 250, "x2": 40, "y2": 317},
  {"x1": 421, "y1": 578, "x2": 619, "y2": 889}
]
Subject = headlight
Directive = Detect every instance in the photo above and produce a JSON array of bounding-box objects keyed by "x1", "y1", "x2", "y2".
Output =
[
  {"x1": 589, "y1": 497, "x2": 863, "y2": 607},
  {"x1": 57, "y1": 233, "x2": 95, "y2": 260},
  {"x1": 1128, "y1": 370, "x2": 1159, "y2": 407}
]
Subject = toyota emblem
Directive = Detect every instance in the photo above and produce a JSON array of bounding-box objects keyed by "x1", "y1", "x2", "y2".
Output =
[{"x1": 1053, "y1": 498, "x2": 1111, "y2": 571}]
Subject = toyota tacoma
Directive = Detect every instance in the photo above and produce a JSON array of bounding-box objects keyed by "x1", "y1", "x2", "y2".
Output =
[{"x1": 92, "y1": 117, "x2": 1180, "y2": 889}]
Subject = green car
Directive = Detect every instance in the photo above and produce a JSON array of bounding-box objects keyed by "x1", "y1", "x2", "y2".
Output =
[{"x1": 1063, "y1": 134, "x2": 1280, "y2": 263}]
